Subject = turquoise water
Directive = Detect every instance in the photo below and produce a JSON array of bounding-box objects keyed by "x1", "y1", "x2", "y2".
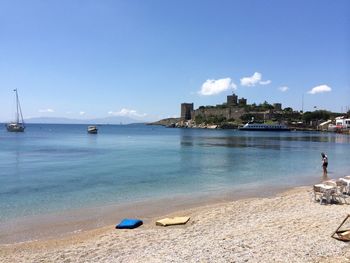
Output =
[{"x1": 0, "y1": 124, "x2": 349, "y2": 222}]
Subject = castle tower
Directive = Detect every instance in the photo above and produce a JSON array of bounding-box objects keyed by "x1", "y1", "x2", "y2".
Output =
[
  {"x1": 227, "y1": 93, "x2": 238, "y2": 106},
  {"x1": 273, "y1": 103, "x2": 282, "y2": 111},
  {"x1": 238, "y1": 97, "x2": 247, "y2": 106},
  {"x1": 181, "y1": 103, "x2": 194, "y2": 120}
]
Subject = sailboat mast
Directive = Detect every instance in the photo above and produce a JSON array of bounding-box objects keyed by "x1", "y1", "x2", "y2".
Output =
[
  {"x1": 13, "y1": 89, "x2": 25, "y2": 125},
  {"x1": 6, "y1": 89, "x2": 25, "y2": 132},
  {"x1": 16, "y1": 89, "x2": 25, "y2": 125},
  {"x1": 15, "y1": 89, "x2": 19, "y2": 124},
  {"x1": 19, "y1": 96, "x2": 24, "y2": 125}
]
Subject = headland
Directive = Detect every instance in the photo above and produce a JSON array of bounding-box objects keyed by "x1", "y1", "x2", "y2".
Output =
[{"x1": 149, "y1": 93, "x2": 350, "y2": 134}]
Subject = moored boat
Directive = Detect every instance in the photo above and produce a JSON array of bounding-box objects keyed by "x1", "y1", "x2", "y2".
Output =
[
  {"x1": 87, "y1": 125, "x2": 98, "y2": 134},
  {"x1": 239, "y1": 118, "x2": 290, "y2": 131},
  {"x1": 6, "y1": 89, "x2": 25, "y2": 132},
  {"x1": 239, "y1": 123, "x2": 290, "y2": 131}
]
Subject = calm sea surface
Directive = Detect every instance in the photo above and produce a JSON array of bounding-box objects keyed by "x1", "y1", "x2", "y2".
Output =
[{"x1": 0, "y1": 124, "x2": 349, "y2": 222}]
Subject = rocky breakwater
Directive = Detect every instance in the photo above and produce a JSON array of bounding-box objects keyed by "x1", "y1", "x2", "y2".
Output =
[
  {"x1": 147, "y1": 118, "x2": 181, "y2": 126},
  {"x1": 149, "y1": 118, "x2": 239, "y2": 129}
]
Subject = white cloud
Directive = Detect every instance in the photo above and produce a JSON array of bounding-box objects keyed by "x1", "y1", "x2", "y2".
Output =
[
  {"x1": 108, "y1": 108, "x2": 147, "y2": 118},
  {"x1": 308, "y1": 84, "x2": 332, "y2": 94},
  {"x1": 79, "y1": 111, "x2": 85, "y2": 115},
  {"x1": 259, "y1": 80, "x2": 271, "y2": 85},
  {"x1": 240, "y1": 72, "x2": 271, "y2": 86},
  {"x1": 38, "y1": 108, "x2": 54, "y2": 113},
  {"x1": 240, "y1": 72, "x2": 261, "y2": 86},
  {"x1": 279, "y1": 86, "x2": 289, "y2": 92},
  {"x1": 198, "y1": 78, "x2": 236, "y2": 96}
]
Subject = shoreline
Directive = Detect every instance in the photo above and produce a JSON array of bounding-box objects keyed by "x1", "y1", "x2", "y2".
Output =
[
  {"x1": 0, "y1": 164, "x2": 342, "y2": 246},
  {"x1": 1, "y1": 185, "x2": 350, "y2": 262},
  {"x1": 0, "y1": 181, "x2": 299, "y2": 245}
]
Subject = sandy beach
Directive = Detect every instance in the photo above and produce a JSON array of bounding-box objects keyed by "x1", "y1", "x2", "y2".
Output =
[{"x1": 1, "y1": 186, "x2": 350, "y2": 263}]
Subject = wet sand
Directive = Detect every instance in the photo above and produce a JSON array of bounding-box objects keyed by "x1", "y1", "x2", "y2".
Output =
[{"x1": 1, "y1": 186, "x2": 350, "y2": 262}]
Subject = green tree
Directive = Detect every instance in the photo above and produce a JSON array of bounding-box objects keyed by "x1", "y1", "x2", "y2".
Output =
[
  {"x1": 259, "y1": 101, "x2": 274, "y2": 110},
  {"x1": 206, "y1": 115, "x2": 226, "y2": 124},
  {"x1": 302, "y1": 110, "x2": 331, "y2": 123},
  {"x1": 241, "y1": 113, "x2": 256, "y2": 122},
  {"x1": 283, "y1": 107, "x2": 293, "y2": 112},
  {"x1": 195, "y1": 115, "x2": 205, "y2": 124}
]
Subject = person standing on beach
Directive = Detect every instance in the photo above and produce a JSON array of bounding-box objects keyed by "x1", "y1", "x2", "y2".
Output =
[{"x1": 321, "y1": 152, "x2": 328, "y2": 176}]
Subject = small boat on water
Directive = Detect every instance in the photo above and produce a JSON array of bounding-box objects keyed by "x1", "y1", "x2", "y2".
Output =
[
  {"x1": 6, "y1": 89, "x2": 25, "y2": 132},
  {"x1": 239, "y1": 118, "x2": 290, "y2": 131},
  {"x1": 87, "y1": 125, "x2": 98, "y2": 134}
]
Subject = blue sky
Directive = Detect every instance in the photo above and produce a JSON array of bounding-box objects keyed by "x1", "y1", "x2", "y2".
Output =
[{"x1": 0, "y1": 0, "x2": 349, "y2": 122}]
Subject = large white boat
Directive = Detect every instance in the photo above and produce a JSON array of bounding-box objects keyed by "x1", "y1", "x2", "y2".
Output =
[
  {"x1": 239, "y1": 118, "x2": 290, "y2": 131},
  {"x1": 6, "y1": 89, "x2": 25, "y2": 132}
]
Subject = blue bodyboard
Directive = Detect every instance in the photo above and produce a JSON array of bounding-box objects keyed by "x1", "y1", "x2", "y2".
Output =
[{"x1": 116, "y1": 218, "x2": 143, "y2": 229}]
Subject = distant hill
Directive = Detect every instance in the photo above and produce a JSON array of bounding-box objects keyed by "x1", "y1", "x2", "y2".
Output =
[{"x1": 25, "y1": 116, "x2": 145, "y2": 125}]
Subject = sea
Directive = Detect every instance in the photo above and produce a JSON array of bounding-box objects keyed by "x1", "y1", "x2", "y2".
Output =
[{"x1": 0, "y1": 123, "x2": 349, "y2": 242}]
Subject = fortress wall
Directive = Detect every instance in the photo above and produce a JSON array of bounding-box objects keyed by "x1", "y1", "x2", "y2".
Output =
[{"x1": 192, "y1": 107, "x2": 246, "y2": 120}]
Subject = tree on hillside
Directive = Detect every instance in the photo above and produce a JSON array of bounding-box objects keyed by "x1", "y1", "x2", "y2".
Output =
[
  {"x1": 259, "y1": 101, "x2": 274, "y2": 110},
  {"x1": 302, "y1": 110, "x2": 331, "y2": 123},
  {"x1": 195, "y1": 115, "x2": 205, "y2": 123},
  {"x1": 240, "y1": 113, "x2": 264, "y2": 122},
  {"x1": 283, "y1": 107, "x2": 293, "y2": 112}
]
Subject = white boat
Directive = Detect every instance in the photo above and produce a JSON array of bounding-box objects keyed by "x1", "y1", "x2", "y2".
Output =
[
  {"x1": 6, "y1": 89, "x2": 25, "y2": 132},
  {"x1": 239, "y1": 118, "x2": 289, "y2": 131},
  {"x1": 87, "y1": 125, "x2": 98, "y2": 134}
]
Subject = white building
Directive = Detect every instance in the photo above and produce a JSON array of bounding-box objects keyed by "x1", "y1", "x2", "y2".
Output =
[{"x1": 336, "y1": 118, "x2": 350, "y2": 129}]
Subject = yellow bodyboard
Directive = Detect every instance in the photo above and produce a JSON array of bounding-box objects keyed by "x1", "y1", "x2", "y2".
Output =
[{"x1": 156, "y1": 216, "x2": 190, "y2": 226}]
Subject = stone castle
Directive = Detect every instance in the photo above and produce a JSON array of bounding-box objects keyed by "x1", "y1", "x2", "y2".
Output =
[{"x1": 181, "y1": 93, "x2": 283, "y2": 122}]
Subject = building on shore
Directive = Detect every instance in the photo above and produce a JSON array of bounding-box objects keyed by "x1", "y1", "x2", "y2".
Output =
[
  {"x1": 190, "y1": 94, "x2": 249, "y2": 122},
  {"x1": 181, "y1": 94, "x2": 284, "y2": 123},
  {"x1": 181, "y1": 103, "x2": 194, "y2": 120},
  {"x1": 273, "y1": 103, "x2": 282, "y2": 111},
  {"x1": 336, "y1": 117, "x2": 350, "y2": 129},
  {"x1": 227, "y1": 93, "x2": 238, "y2": 106},
  {"x1": 238, "y1": 98, "x2": 247, "y2": 106}
]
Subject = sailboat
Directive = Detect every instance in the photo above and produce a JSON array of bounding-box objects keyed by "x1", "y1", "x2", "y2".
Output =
[{"x1": 6, "y1": 89, "x2": 25, "y2": 132}]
